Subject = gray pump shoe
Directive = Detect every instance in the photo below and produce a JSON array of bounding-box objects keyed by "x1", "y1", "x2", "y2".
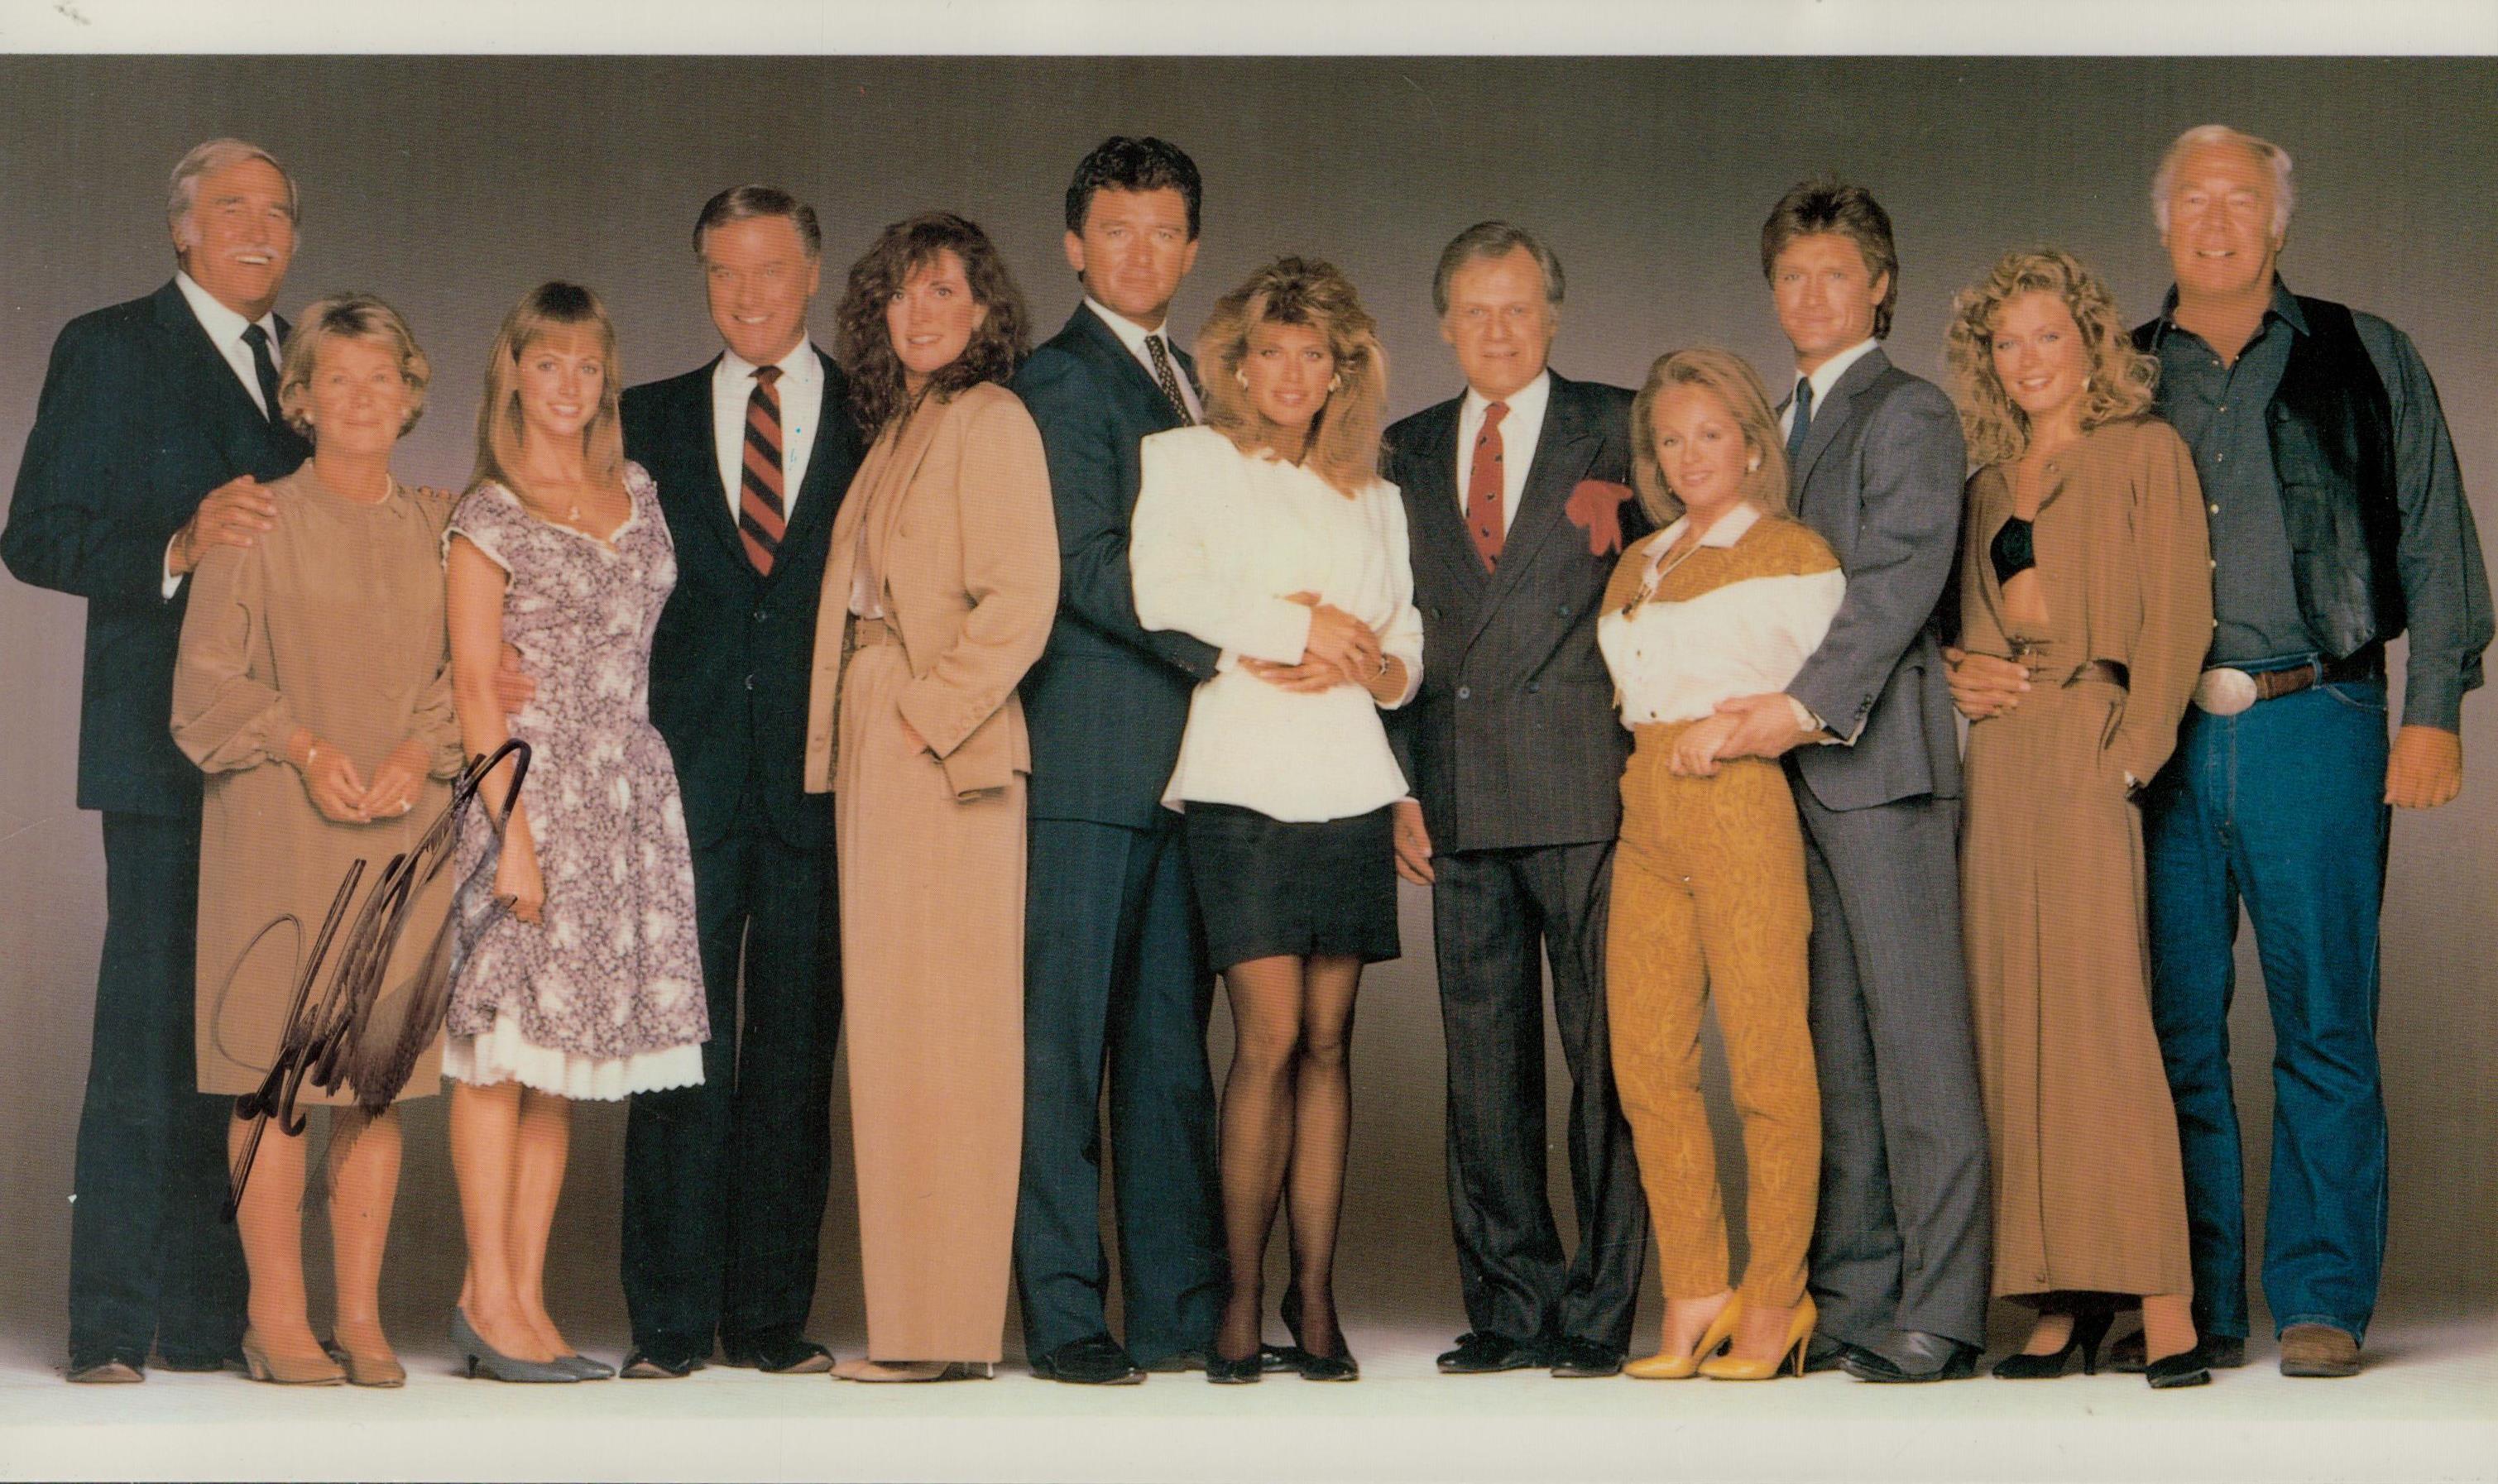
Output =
[{"x1": 450, "y1": 1309, "x2": 580, "y2": 1384}]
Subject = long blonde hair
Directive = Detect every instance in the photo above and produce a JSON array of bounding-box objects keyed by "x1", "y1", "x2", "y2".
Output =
[
  {"x1": 1944, "y1": 248, "x2": 2157, "y2": 467},
  {"x1": 470, "y1": 281, "x2": 626, "y2": 499},
  {"x1": 1627, "y1": 347, "x2": 1791, "y2": 525},
  {"x1": 1195, "y1": 256, "x2": 1387, "y2": 497}
]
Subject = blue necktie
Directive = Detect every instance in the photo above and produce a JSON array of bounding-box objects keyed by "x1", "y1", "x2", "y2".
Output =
[{"x1": 1785, "y1": 376, "x2": 1814, "y2": 469}]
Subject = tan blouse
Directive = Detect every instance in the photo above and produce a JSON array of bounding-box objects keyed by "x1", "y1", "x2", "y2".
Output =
[{"x1": 1958, "y1": 415, "x2": 2215, "y2": 786}]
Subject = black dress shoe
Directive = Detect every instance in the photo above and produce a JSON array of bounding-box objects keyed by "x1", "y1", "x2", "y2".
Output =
[
  {"x1": 1841, "y1": 1330, "x2": 1982, "y2": 1383},
  {"x1": 1801, "y1": 1334, "x2": 1860, "y2": 1374},
  {"x1": 1030, "y1": 1335, "x2": 1144, "y2": 1386},
  {"x1": 1436, "y1": 1331, "x2": 1546, "y2": 1374},
  {"x1": 1205, "y1": 1349, "x2": 1263, "y2": 1385},
  {"x1": 156, "y1": 1348, "x2": 245, "y2": 1374},
  {"x1": 619, "y1": 1348, "x2": 705, "y2": 1379},
  {"x1": 1547, "y1": 1338, "x2": 1623, "y2": 1378},
  {"x1": 2107, "y1": 1332, "x2": 2246, "y2": 1373},
  {"x1": 1296, "y1": 1347, "x2": 1359, "y2": 1382},
  {"x1": 721, "y1": 1333, "x2": 835, "y2": 1375},
  {"x1": 67, "y1": 1355, "x2": 146, "y2": 1384}
]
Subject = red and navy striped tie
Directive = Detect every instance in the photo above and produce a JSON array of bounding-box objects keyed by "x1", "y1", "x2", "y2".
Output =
[{"x1": 740, "y1": 364, "x2": 786, "y2": 576}]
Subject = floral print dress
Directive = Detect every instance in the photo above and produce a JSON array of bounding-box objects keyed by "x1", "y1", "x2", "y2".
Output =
[{"x1": 441, "y1": 462, "x2": 707, "y2": 1099}]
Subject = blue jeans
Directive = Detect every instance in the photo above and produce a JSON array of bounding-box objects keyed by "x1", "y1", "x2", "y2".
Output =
[{"x1": 2140, "y1": 673, "x2": 2390, "y2": 1345}]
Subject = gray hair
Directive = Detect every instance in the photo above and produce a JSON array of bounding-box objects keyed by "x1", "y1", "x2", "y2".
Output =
[
  {"x1": 1429, "y1": 220, "x2": 1565, "y2": 317},
  {"x1": 167, "y1": 138, "x2": 299, "y2": 243},
  {"x1": 2152, "y1": 124, "x2": 2296, "y2": 237}
]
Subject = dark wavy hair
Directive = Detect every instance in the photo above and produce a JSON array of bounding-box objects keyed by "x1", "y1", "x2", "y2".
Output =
[
  {"x1": 1065, "y1": 136, "x2": 1203, "y2": 239},
  {"x1": 1760, "y1": 178, "x2": 1901, "y2": 341},
  {"x1": 833, "y1": 212, "x2": 1030, "y2": 439}
]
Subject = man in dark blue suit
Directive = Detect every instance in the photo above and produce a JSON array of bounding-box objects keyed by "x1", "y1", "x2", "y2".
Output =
[
  {"x1": 1009, "y1": 137, "x2": 1224, "y2": 1386},
  {"x1": 611, "y1": 186, "x2": 862, "y2": 1379},
  {"x1": 3, "y1": 138, "x2": 309, "y2": 1382}
]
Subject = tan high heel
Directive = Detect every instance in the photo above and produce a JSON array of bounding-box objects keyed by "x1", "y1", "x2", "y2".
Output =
[
  {"x1": 240, "y1": 1329, "x2": 346, "y2": 1386},
  {"x1": 1626, "y1": 1293, "x2": 1743, "y2": 1380},
  {"x1": 1699, "y1": 1295, "x2": 1817, "y2": 1381}
]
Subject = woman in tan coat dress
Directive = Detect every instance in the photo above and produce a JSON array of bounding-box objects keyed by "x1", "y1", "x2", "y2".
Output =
[
  {"x1": 1944, "y1": 249, "x2": 2214, "y2": 1388},
  {"x1": 805, "y1": 213, "x2": 1059, "y2": 1381},
  {"x1": 171, "y1": 294, "x2": 458, "y2": 1386}
]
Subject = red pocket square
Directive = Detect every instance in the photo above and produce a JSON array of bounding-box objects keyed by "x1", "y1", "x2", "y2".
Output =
[{"x1": 1565, "y1": 478, "x2": 1634, "y2": 558}]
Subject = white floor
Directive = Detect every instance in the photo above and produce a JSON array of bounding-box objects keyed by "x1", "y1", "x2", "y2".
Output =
[{"x1": 2, "y1": 1317, "x2": 2492, "y2": 1482}]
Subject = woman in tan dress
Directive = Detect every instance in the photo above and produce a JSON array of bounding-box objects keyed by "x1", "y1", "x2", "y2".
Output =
[
  {"x1": 171, "y1": 294, "x2": 458, "y2": 1386},
  {"x1": 1944, "y1": 248, "x2": 2214, "y2": 1388},
  {"x1": 804, "y1": 213, "x2": 1058, "y2": 1381}
]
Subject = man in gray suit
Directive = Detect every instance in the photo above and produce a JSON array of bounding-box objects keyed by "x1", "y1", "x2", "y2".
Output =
[{"x1": 1709, "y1": 180, "x2": 1992, "y2": 1382}]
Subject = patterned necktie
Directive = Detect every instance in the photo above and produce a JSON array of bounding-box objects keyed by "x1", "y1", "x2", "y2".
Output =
[
  {"x1": 1466, "y1": 400, "x2": 1510, "y2": 570},
  {"x1": 740, "y1": 365, "x2": 786, "y2": 576},
  {"x1": 241, "y1": 323, "x2": 281, "y2": 425},
  {"x1": 1785, "y1": 376, "x2": 1815, "y2": 470},
  {"x1": 1144, "y1": 333, "x2": 1194, "y2": 425}
]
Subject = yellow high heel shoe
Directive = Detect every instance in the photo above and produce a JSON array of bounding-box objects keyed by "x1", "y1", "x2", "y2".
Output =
[
  {"x1": 1625, "y1": 1293, "x2": 1743, "y2": 1380},
  {"x1": 1698, "y1": 1295, "x2": 1817, "y2": 1381}
]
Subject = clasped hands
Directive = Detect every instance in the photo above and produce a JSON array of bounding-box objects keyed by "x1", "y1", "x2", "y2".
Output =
[
  {"x1": 1239, "y1": 591, "x2": 1388, "y2": 695},
  {"x1": 1941, "y1": 646, "x2": 2462, "y2": 809},
  {"x1": 287, "y1": 727, "x2": 431, "y2": 824}
]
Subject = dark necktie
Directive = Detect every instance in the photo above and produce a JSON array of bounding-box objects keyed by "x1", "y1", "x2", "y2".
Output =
[
  {"x1": 1466, "y1": 400, "x2": 1509, "y2": 570},
  {"x1": 740, "y1": 365, "x2": 786, "y2": 577},
  {"x1": 1144, "y1": 334, "x2": 1194, "y2": 425},
  {"x1": 241, "y1": 323, "x2": 281, "y2": 425},
  {"x1": 1785, "y1": 376, "x2": 1815, "y2": 469}
]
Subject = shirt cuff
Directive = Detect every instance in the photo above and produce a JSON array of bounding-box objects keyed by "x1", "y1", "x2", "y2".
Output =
[
  {"x1": 1786, "y1": 694, "x2": 1838, "y2": 744},
  {"x1": 162, "y1": 535, "x2": 185, "y2": 600}
]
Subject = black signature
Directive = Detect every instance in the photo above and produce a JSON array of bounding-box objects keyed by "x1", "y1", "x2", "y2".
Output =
[{"x1": 218, "y1": 740, "x2": 530, "y2": 1219}]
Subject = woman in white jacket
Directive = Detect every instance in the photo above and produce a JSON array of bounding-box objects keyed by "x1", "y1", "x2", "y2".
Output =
[{"x1": 1130, "y1": 256, "x2": 1421, "y2": 1384}]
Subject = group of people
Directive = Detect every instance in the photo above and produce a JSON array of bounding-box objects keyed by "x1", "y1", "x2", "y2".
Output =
[{"x1": 5, "y1": 122, "x2": 2483, "y2": 1395}]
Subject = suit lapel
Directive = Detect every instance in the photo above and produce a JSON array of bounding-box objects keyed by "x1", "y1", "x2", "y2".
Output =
[
  {"x1": 1404, "y1": 398, "x2": 1487, "y2": 597},
  {"x1": 152, "y1": 282, "x2": 276, "y2": 476},
  {"x1": 863, "y1": 393, "x2": 951, "y2": 603},
  {"x1": 1072, "y1": 306, "x2": 1187, "y2": 432},
  {"x1": 669, "y1": 361, "x2": 746, "y2": 568},
  {"x1": 1791, "y1": 347, "x2": 1891, "y2": 503},
  {"x1": 774, "y1": 348, "x2": 850, "y2": 567}
]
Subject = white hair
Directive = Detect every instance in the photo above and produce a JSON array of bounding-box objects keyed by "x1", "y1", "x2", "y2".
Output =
[
  {"x1": 167, "y1": 138, "x2": 299, "y2": 247},
  {"x1": 2152, "y1": 124, "x2": 2295, "y2": 238}
]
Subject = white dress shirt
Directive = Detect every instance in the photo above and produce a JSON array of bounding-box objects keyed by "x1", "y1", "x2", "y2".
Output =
[
  {"x1": 1454, "y1": 369, "x2": 1551, "y2": 537},
  {"x1": 1778, "y1": 336, "x2": 1880, "y2": 441},
  {"x1": 712, "y1": 339, "x2": 825, "y2": 520},
  {"x1": 164, "y1": 271, "x2": 286, "y2": 598},
  {"x1": 1131, "y1": 426, "x2": 1424, "y2": 822},
  {"x1": 1083, "y1": 298, "x2": 1204, "y2": 423},
  {"x1": 1599, "y1": 503, "x2": 1845, "y2": 726}
]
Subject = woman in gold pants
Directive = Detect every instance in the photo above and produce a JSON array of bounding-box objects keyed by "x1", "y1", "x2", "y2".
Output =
[{"x1": 1597, "y1": 348, "x2": 1842, "y2": 1381}]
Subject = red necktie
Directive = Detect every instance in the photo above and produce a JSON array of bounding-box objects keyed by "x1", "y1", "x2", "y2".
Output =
[
  {"x1": 1466, "y1": 400, "x2": 1509, "y2": 570},
  {"x1": 740, "y1": 365, "x2": 786, "y2": 576}
]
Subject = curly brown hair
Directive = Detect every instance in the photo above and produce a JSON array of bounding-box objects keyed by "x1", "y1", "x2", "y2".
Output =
[
  {"x1": 1944, "y1": 247, "x2": 2158, "y2": 467},
  {"x1": 1194, "y1": 256, "x2": 1388, "y2": 498},
  {"x1": 833, "y1": 211, "x2": 1029, "y2": 440}
]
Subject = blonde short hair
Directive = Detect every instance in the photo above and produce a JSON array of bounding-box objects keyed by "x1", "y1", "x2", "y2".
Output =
[
  {"x1": 276, "y1": 292, "x2": 429, "y2": 440},
  {"x1": 1627, "y1": 347, "x2": 1791, "y2": 525}
]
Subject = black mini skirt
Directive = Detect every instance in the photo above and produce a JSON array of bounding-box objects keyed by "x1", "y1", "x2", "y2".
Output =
[{"x1": 1181, "y1": 802, "x2": 1400, "y2": 972}]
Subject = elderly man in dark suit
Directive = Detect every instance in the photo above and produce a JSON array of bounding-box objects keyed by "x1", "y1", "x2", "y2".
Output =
[
  {"x1": 3, "y1": 138, "x2": 309, "y2": 1382},
  {"x1": 611, "y1": 185, "x2": 862, "y2": 1380},
  {"x1": 1009, "y1": 137, "x2": 1225, "y2": 1386},
  {"x1": 1708, "y1": 180, "x2": 1991, "y2": 1383},
  {"x1": 1383, "y1": 222, "x2": 1650, "y2": 1381}
]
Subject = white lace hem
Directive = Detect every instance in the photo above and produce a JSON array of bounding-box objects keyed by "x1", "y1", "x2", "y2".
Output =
[{"x1": 441, "y1": 1013, "x2": 704, "y2": 1101}]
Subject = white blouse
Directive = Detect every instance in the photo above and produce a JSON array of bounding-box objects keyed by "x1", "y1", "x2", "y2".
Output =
[
  {"x1": 1598, "y1": 502, "x2": 1845, "y2": 727},
  {"x1": 1130, "y1": 425, "x2": 1425, "y2": 822}
]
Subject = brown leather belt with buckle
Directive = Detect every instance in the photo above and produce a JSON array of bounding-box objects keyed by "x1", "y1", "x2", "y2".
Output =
[{"x1": 2192, "y1": 647, "x2": 2384, "y2": 716}]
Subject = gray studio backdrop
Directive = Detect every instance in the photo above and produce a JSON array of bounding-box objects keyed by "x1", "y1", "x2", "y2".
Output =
[{"x1": 2, "y1": 56, "x2": 2491, "y2": 1362}]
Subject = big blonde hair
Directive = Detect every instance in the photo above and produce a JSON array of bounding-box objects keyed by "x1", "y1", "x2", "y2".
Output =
[
  {"x1": 1944, "y1": 248, "x2": 2157, "y2": 467},
  {"x1": 1628, "y1": 347, "x2": 1791, "y2": 525},
  {"x1": 1196, "y1": 256, "x2": 1387, "y2": 498},
  {"x1": 470, "y1": 282, "x2": 626, "y2": 500},
  {"x1": 275, "y1": 292, "x2": 429, "y2": 440}
]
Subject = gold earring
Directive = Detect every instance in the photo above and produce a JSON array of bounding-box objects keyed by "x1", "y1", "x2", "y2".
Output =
[
  {"x1": 1328, "y1": 373, "x2": 1343, "y2": 394},
  {"x1": 1747, "y1": 457, "x2": 1761, "y2": 472},
  {"x1": 1235, "y1": 369, "x2": 1249, "y2": 389}
]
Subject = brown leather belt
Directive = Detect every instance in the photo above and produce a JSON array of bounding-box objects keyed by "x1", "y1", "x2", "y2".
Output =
[
  {"x1": 851, "y1": 615, "x2": 896, "y2": 647},
  {"x1": 2193, "y1": 646, "x2": 2383, "y2": 716}
]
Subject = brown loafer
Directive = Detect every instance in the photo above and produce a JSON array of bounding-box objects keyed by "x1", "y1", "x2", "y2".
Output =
[{"x1": 2278, "y1": 1324, "x2": 2361, "y2": 1378}]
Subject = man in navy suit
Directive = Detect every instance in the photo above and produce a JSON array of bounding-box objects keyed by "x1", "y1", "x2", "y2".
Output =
[
  {"x1": 4, "y1": 138, "x2": 309, "y2": 1382},
  {"x1": 611, "y1": 186, "x2": 862, "y2": 1379},
  {"x1": 1383, "y1": 223, "x2": 1650, "y2": 1380},
  {"x1": 1009, "y1": 136, "x2": 1225, "y2": 1386}
]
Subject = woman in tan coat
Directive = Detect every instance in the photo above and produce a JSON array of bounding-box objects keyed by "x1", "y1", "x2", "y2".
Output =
[
  {"x1": 1944, "y1": 248, "x2": 2214, "y2": 1388},
  {"x1": 805, "y1": 213, "x2": 1059, "y2": 1381},
  {"x1": 171, "y1": 294, "x2": 457, "y2": 1387}
]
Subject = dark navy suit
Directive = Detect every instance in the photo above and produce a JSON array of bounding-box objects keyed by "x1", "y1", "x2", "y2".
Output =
[
  {"x1": 1009, "y1": 305, "x2": 1224, "y2": 1366},
  {"x1": 616, "y1": 350, "x2": 861, "y2": 1363},
  {"x1": 3, "y1": 280, "x2": 308, "y2": 1369}
]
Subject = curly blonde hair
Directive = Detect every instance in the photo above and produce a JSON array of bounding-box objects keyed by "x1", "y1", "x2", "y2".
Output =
[
  {"x1": 1195, "y1": 256, "x2": 1387, "y2": 498},
  {"x1": 1628, "y1": 347, "x2": 1790, "y2": 526},
  {"x1": 1945, "y1": 247, "x2": 2157, "y2": 467}
]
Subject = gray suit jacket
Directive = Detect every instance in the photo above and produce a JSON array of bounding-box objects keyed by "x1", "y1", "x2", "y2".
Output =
[{"x1": 1781, "y1": 347, "x2": 1966, "y2": 812}]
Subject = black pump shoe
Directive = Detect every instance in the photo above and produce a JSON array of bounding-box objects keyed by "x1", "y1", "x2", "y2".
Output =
[
  {"x1": 2144, "y1": 1350, "x2": 2213, "y2": 1389},
  {"x1": 1992, "y1": 1309, "x2": 2117, "y2": 1380},
  {"x1": 1206, "y1": 1349, "x2": 1263, "y2": 1385}
]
